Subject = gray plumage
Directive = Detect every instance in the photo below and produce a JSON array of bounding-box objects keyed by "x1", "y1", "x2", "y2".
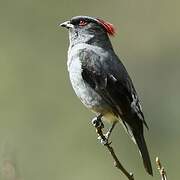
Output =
[{"x1": 60, "y1": 16, "x2": 153, "y2": 175}]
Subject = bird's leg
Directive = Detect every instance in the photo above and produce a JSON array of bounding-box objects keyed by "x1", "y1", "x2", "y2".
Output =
[{"x1": 104, "y1": 121, "x2": 117, "y2": 140}]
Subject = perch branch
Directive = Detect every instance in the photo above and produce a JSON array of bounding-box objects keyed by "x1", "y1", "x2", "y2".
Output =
[
  {"x1": 95, "y1": 125, "x2": 134, "y2": 180},
  {"x1": 156, "y1": 157, "x2": 167, "y2": 180}
]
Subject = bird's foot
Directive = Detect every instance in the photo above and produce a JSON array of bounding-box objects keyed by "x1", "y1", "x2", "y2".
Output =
[
  {"x1": 97, "y1": 130, "x2": 113, "y2": 145},
  {"x1": 91, "y1": 115, "x2": 104, "y2": 128},
  {"x1": 92, "y1": 115, "x2": 109, "y2": 145},
  {"x1": 97, "y1": 135, "x2": 111, "y2": 145},
  {"x1": 96, "y1": 121, "x2": 117, "y2": 146},
  {"x1": 97, "y1": 136, "x2": 108, "y2": 145}
]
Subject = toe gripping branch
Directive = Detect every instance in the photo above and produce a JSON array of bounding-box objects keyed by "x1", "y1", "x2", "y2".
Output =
[
  {"x1": 92, "y1": 115, "x2": 109, "y2": 145},
  {"x1": 91, "y1": 115, "x2": 134, "y2": 180}
]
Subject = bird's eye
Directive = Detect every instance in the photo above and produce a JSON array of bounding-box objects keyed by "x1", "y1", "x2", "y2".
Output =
[{"x1": 79, "y1": 20, "x2": 88, "y2": 26}]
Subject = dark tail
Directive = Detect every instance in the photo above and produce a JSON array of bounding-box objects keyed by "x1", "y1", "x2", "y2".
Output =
[{"x1": 133, "y1": 133, "x2": 153, "y2": 175}]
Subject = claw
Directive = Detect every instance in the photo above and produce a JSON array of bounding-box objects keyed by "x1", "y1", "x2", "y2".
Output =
[
  {"x1": 100, "y1": 138, "x2": 108, "y2": 145},
  {"x1": 97, "y1": 133, "x2": 111, "y2": 146},
  {"x1": 97, "y1": 132, "x2": 109, "y2": 140},
  {"x1": 98, "y1": 136, "x2": 112, "y2": 145},
  {"x1": 97, "y1": 135, "x2": 108, "y2": 145}
]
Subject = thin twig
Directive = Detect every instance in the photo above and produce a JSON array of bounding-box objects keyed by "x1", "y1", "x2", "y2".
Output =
[
  {"x1": 95, "y1": 126, "x2": 134, "y2": 180},
  {"x1": 156, "y1": 157, "x2": 167, "y2": 180}
]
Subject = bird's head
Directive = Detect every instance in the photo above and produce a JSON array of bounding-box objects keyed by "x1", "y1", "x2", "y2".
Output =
[{"x1": 59, "y1": 16, "x2": 116, "y2": 47}]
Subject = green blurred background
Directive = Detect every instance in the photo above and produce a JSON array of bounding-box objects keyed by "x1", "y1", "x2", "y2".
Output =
[{"x1": 0, "y1": 0, "x2": 179, "y2": 179}]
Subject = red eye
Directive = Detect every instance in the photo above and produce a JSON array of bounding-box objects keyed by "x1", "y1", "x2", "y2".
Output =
[{"x1": 79, "y1": 20, "x2": 87, "y2": 26}]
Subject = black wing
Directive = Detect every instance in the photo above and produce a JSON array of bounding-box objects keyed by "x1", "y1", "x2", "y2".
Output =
[
  {"x1": 80, "y1": 48, "x2": 147, "y2": 128},
  {"x1": 80, "y1": 49, "x2": 153, "y2": 175}
]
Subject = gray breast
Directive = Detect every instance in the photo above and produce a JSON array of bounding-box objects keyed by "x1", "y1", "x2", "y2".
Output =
[
  {"x1": 68, "y1": 57, "x2": 102, "y2": 110},
  {"x1": 67, "y1": 46, "x2": 106, "y2": 112}
]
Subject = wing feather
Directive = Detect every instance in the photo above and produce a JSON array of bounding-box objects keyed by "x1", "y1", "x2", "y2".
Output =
[{"x1": 80, "y1": 49, "x2": 148, "y2": 128}]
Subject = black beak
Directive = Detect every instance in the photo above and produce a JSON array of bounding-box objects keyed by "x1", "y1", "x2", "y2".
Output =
[{"x1": 58, "y1": 20, "x2": 73, "y2": 29}]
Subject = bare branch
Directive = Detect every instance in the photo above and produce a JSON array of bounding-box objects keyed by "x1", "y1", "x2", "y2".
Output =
[
  {"x1": 95, "y1": 125, "x2": 134, "y2": 180},
  {"x1": 156, "y1": 157, "x2": 167, "y2": 180}
]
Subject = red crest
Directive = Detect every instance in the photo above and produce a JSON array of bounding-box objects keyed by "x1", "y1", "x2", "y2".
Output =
[{"x1": 97, "y1": 18, "x2": 116, "y2": 36}]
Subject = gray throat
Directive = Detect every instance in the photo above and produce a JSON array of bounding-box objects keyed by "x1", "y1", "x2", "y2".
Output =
[{"x1": 69, "y1": 30, "x2": 113, "y2": 50}]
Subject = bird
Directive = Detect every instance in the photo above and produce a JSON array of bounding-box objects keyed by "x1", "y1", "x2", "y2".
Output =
[{"x1": 59, "y1": 15, "x2": 153, "y2": 175}]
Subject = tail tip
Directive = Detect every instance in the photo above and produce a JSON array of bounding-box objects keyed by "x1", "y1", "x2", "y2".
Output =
[{"x1": 145, "y1": 165, "x2": 153, "y2": 176}]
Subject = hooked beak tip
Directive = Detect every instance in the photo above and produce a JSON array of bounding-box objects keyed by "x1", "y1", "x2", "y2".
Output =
[
  {"x1": 59, "y1": 22, "x2": 66, "y2": 27},
  {"x1": 58, "y1": 21, "x2": 72, "y2": 28}
]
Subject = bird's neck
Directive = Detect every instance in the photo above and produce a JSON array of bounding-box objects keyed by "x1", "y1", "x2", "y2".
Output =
[{"x1": 69, "y1": 32, "x2": 113, "y2": 50}]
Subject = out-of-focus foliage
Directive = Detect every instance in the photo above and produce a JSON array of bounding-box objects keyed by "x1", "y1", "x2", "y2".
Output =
[{"x1": 0, "y1": 0, "x2": 179, "y2": 179}]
